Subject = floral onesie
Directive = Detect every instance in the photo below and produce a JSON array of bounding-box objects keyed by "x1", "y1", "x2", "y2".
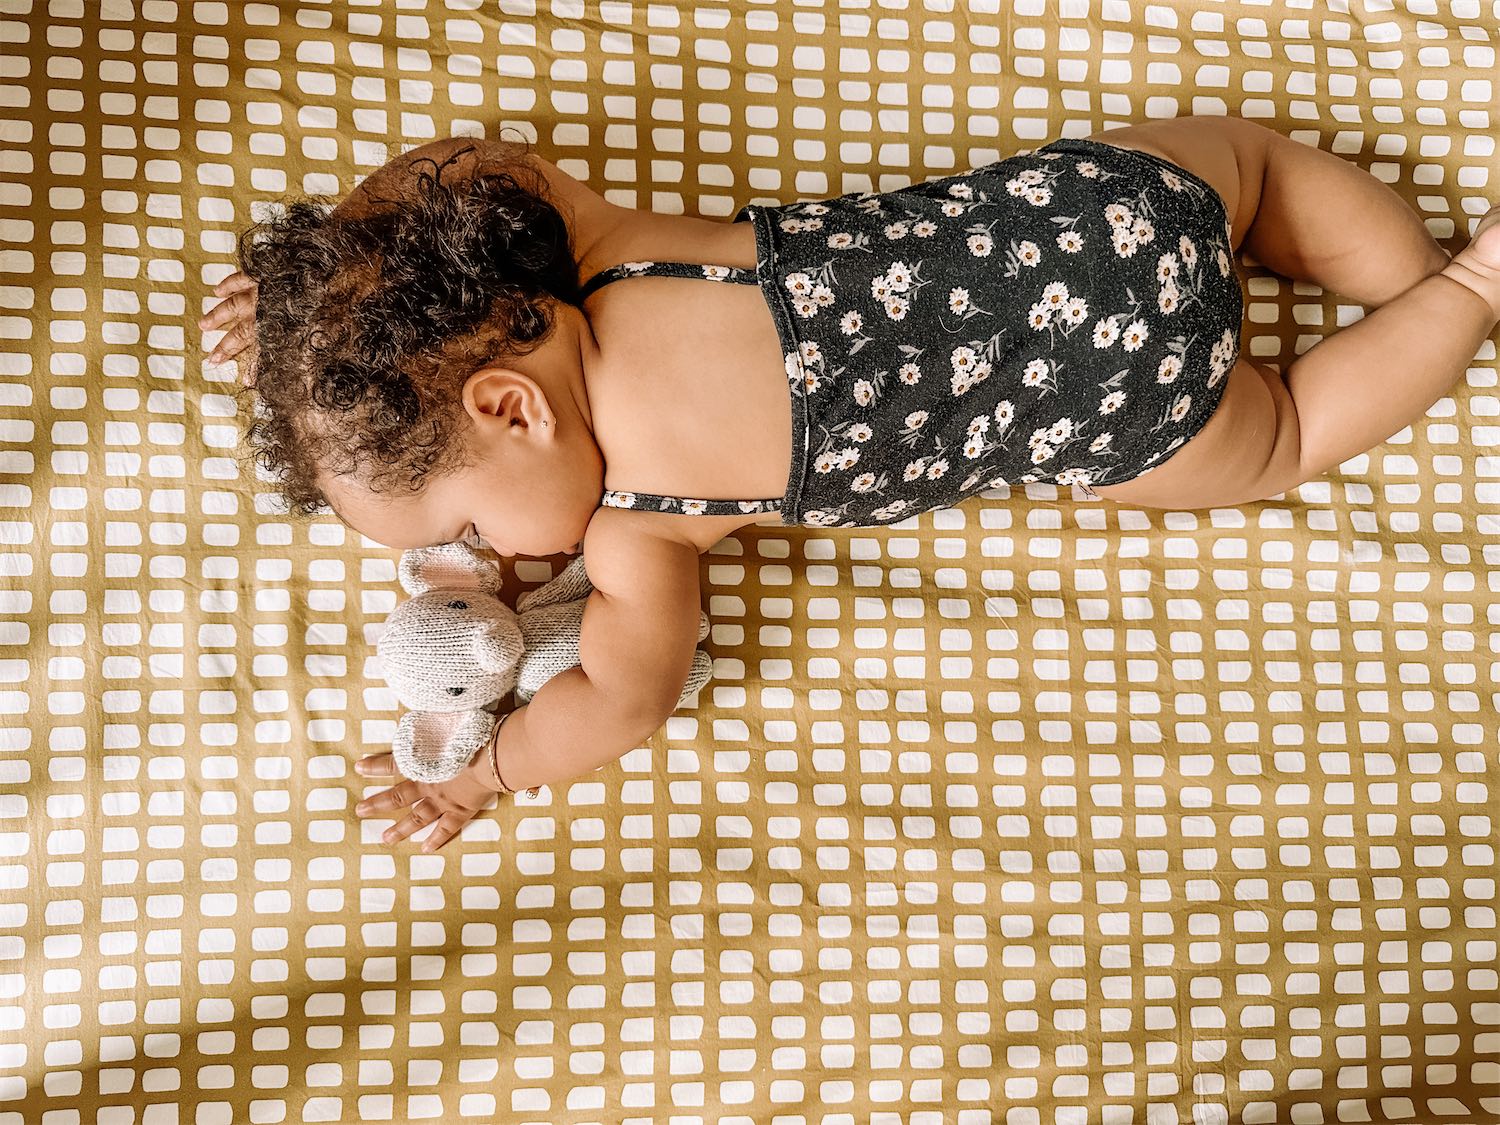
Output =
[{"x1": 585, "y1": 135, "x2": 1243, "y2": 528}]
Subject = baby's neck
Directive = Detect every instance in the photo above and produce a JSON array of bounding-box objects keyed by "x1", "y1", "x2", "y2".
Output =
[{"x1": 505, "y1": 302, "x2": 601, "y2": 440}]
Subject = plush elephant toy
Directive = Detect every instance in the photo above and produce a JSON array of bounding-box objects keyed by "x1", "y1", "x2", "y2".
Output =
[{"x1": 375, "y1": 541, "x2": 714, "y2": 787}]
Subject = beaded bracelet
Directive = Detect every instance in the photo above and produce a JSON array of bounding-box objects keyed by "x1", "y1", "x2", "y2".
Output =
[
  {"x1": 483, "y1": 714, "x2": 543, "y2": 804},
  {"x1": 487, "y1": 711, "x2": 519, "y2": 794}
]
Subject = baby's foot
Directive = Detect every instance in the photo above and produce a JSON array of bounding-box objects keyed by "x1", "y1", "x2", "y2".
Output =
[{"x1": 1442, "y1": 202, "x2": 1500, "y2": 320}]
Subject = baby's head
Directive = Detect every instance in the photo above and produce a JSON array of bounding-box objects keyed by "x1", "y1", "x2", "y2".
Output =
[{"x1": 232, "y1": 138, "x2": 602, "y2": 557}]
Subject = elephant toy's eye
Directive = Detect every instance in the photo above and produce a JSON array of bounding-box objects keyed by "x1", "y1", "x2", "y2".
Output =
[
  {"x1": 446, "y1": 686, "x2": 466, "y2": 696},
  {"x1": 447, "y1": 599, "x2": 469, "y2": 610}
]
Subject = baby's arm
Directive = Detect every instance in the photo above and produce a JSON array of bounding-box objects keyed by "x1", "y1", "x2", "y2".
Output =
[{"x1": 487, "y1": 512, "x2": 705, "y2": 793}]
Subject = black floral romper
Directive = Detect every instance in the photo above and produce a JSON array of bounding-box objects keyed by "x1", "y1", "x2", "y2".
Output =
[{"x1": 583, "y1": 135, "x2": 1244, "y2": 528}]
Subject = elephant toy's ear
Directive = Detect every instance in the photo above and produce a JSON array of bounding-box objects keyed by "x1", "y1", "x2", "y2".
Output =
[
  {"x1": 678, "y1": 647, "x2": 714, "y2": 706},
  {"x1": 398, "y1": 541, "x2": 505, "y2": 597},
  {"x1": 516, "y1": 552, "x2": 593, "y2": 614},
  {"x1": 390, "y1": 708, "x2": 495, "y2": 784}
]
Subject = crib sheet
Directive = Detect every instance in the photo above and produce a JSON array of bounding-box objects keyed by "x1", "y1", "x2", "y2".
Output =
[{"x1": 3, "y1": 1, "x2": 1498, "y2": 1122}]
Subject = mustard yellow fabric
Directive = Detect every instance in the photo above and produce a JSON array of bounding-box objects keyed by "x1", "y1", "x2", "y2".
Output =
[{"x1": 8, "y1": 3, "x2": 1499, "y2": 1123}]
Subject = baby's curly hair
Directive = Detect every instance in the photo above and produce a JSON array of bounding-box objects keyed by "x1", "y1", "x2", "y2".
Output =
[{"x1": 232, "y1": 134, "x2": 585, "y2": 518}]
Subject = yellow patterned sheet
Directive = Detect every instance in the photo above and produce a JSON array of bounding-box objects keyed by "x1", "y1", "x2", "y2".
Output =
[{"x1": 7, "y1": 2, "x2": 1499, "y2": 1122}]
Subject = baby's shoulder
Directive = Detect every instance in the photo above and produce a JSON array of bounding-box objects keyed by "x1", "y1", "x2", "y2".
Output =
[
  {"x1": 581, "y1": 506, "x2": 709, "y2": 601},
  {"x1": 586, "y1": 503, "x2": 760, "y2": 559}
]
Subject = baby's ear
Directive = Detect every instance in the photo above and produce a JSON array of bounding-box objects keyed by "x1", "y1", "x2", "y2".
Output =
[{"x1": 398, "y1": 541, "x2": 505, "y2": 596}]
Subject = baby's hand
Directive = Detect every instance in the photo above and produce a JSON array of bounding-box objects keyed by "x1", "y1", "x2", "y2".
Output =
[
  {"x1": 352, "y1": 748, "x2": 499, "y2": 853},
  {"x1": 199, "y1": 270, "x2": 259, "y2": 383}
]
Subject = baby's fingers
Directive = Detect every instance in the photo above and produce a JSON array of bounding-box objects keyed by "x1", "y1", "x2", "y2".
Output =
[
  {"x1": 206, "y1": 320, "x2": 255, "y2": 364},
  {"x1": 355, "y1": 752, "x2": 397, "y2": 778},
  {"x1": 205, "y1": 331, "x2": 260, "y2": 389},
  {"x1": 419, "y1": 812, "x2": 470, "y2": 853},
  {"x1": 199, "y1": 291, "x2": 252, "y2": 330},
  {"x1": 213, "y1": 270, "x2": 257, "y2": 297}
]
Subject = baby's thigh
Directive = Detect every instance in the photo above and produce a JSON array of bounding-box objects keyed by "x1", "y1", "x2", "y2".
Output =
[
  {"x1": 1088, "y1": 355, "x2": 1300, "y2": 510},
  {"x1": 1083, "y1": 115, "x2": 1271, "y2": 259}
]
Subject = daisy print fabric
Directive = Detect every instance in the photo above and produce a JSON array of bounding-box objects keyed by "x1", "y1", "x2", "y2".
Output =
[{"x1": 732, "y1": 134, "x2": 1244, "y2": 528}]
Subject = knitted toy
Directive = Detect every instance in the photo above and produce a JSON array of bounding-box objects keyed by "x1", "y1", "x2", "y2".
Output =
[{"x1": 375, "y1": 541, "x2": 714, "y2": 787}]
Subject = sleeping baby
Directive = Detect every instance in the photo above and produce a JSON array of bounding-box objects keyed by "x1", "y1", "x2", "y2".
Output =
[{"x1": 200, "y1": 117, "x2": 1500, "y2": 852}]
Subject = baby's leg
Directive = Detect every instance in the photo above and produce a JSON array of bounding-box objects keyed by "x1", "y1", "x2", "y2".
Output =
[
  {"x1": 1238, "y1": 121, "x2": 1454, "y2": 306},
  {"x1": 1258, "y1": 206, "x2": 1500, "y2": 494}
]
